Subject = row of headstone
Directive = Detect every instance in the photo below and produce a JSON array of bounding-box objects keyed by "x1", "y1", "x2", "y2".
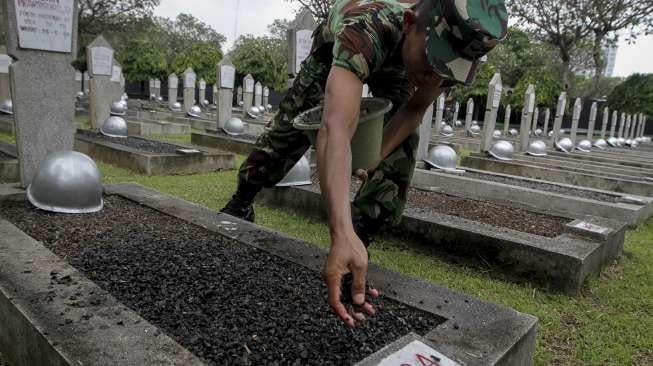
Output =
[{"x1": 86, "y1": 35, "x2": 125, "y2": 129}]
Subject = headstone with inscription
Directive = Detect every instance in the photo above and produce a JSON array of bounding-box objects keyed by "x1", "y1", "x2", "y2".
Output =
[
  {"x1": 624, "y1": 114, "x2": 632, "y2": 139},
  {"x1": 503, "y1": 104, "x2": 511, "y2": 135},
  {"x1": 433, "y1": 93, "x2": 445, "y2": 135},
  {"x1": 519, "y1": 84, "x2": 535, "y2": 152},
  {"x1": 618, "y1": 113, "x2": 626, "y2": 138},
  {"x1": 542, "y1": 108, "x2": 551, "y2": 137},
  {"x1": 198, "y1": 78, "x2": 206, "y2": 105},
  {"x1": 531, "y1": 107, "x2": 539, "y2": 135},
  {"x1": 482, "y1": 73, "x2": 502, "y2": 152},
  {"x1": 216, "y1": 57, "x2": 236, "y2": 128},
  {"x1": 464, "y1": 98, "x2": 474, "y2": 132},
  {"x1": 168, "y1": 73, "x2": 178, "y2": 109},
  {"x1": 0, "y1": 49, "x2": 12, "y2": 103},
  {"x1": 86, "y1": 35, "x2": 114, "y2": 129},
  {"x1": 243, "y1": 74, "x2": 254, "y2": 112},
  {"x1": 569, "y1": 98, "x2": 582, "y2": 145},
  {"x1": 609, "y1": 110, "x2": 618, "y2": 138},
  {"x1": 74, "y1": 69, "x2": 82, "y2": 93},
  {"x1": 600, "y1": 107, "x2": 609, "y2": 139},
  {"x1": 153, "y1": 78, "x2": 161, "y2": 98},
  {"x1": 287, "y1": 7, "x2": 316, "y2": 83},
  {"x1": 416, "y1": 103, "x2": 434, "y2": 162},
  {"x1": 452, "y1": 101, "x2": 460, "y2": 126},
  {"x1": 4, "y1": 0, "x2": 79, "y2": 186},
  {"x1": 237, "y1": 86, "x2": 243, "y2": 105},
  {"x1": 110, "y1": 59, "x2": 122, "y2": 101},
  {"x1": 263, "y1": 86, "x2": 270, "y2": 107},
  {"x1": 183, "y1": 67, "x2": 196, "y2": 114},
  {"x1": 254, "y1": 81, "x2": 263, "y2": 107},
  {"x1": 550, "y1": 92, "x2": 567, "y2": 144},
  {"x1": 586, "y1": 102, "x2": 597, "y2": 140}
]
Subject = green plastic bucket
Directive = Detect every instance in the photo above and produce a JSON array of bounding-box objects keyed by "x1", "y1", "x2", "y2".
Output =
[{"x1": 293, "y1": 98, "x2": 393, "y2": 171}]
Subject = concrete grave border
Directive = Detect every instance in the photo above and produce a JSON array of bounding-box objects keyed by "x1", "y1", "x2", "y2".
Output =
[
  {"x1": 74, "y1": 131, "x2": 235, "y2": 175},
  {"x1": 258, "y1": 184, "x2": 626, "y2": 295},
  {"x1": 411, "y1": 168, "x2": 653, "y2": 228},
  {"x1": 0, "y1": 142, "x2": 18, "y2": 183},
  {"x1": 462, "y1": 154, "x2": 653, "y2": 196},
  {"x1": 0, "y1": 184, "x2": 537, "y2": 365},
  {"x1": 192, "y1": 130, "x2": 257, "y2": 156}
]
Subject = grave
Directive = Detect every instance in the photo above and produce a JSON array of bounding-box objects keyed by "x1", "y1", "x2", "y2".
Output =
[
  {"x1": 74, "y1": 130, "x2": 234, "y2": 175},
  {"x1": 259, "y1": 177, "x2": 626, "y2": 295},
  {"x1": 0, "y1": 183, "x2": 537, "y2": 366},
  {"x1": 87, "y1": 36, "x2": 115, "y2": 130},
  {"x1": 216, "y1": 57, "x2": 235, "y2": 129},
  {"x1": 183, "y1": 68, "x2": 196, "y2": 114},
  {"x1": 4, "y1": 0, "x2": 78, "y2": 187},
  {"x1": 192, "y1": 130, "x2": 258, "y2": 156},
  {"x1": 124, "y1": 117, "x2": 191, "y2": 136}
]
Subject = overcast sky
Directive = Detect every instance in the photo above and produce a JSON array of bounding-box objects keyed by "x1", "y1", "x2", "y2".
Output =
[{"x1": 155, "y1": 0, "x2": 653, "y2": 78}]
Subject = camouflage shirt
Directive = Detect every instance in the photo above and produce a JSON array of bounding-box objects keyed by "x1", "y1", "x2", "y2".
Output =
[{"x1": 319, "y1": 0, "x2": 415, "y2": 82}]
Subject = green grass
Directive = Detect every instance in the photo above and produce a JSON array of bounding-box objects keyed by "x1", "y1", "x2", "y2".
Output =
[
  {"x1": 74, "y1": 115, "x2": 90, "y2": 130},
  {"x1": 99, "y1": 160, "x2": 652, "y2": 365},
  {"x1": 0, "y1": 131, "x2": 15, "y2": 145}
]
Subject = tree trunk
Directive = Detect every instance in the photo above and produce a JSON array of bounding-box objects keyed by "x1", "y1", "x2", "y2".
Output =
[
  {"x1": 592, "y1": 32, "x2": 606, "y2": 95},
  {"x1": 559, "y1": 47, "x2": 573, "y2": 91}
]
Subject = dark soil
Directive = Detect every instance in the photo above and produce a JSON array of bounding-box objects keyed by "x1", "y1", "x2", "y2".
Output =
[
  {"x1": 0, "y1": 196, "x2": 442, "y2": 365},
  {"x1": 406, "y1": 189, "x2": 570, "y2": 237},
  {"x1": 462, "y1": 170, "x2": 622, "y2": 203},
  {"x1": 77, "y1": 130, "x2": 183, "y2": 154}
]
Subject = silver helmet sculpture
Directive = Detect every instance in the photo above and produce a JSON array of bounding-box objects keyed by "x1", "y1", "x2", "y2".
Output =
[
  {"x1": 629, "y1": 140, "x2": 639, "y2": 149},
  {"x1": 616, "y1": 137, "x2": 626, "y2": 147},
  {"x1": 223, "y1": 117, "x2": 246, "y2": 136},
  {"x1": 100, "y1": 116, "x2": 128, "y2": 138},
  {"x1": 526, "y1": 140, "x2": 547, "y2": 156},
  {"x1": 555, "y1": 137, "x2": 574, "y2": 153},
  {"x1": 0, "y1": 99, "x2": 13, "y2": 115},
  {"x1": 454, "y1": 120, "x2": 463, "y2": 128},
  {"x1": 548, "y1": 130, "x2": 554, "y2": 137},
  {"x1": 534, "y1": 128, "x2": 543, "y2": 137},
  {"x1": 471, "y1": 120, "x2": 479, "y2": 126},
  {"x1": 593, "y1": 139, "x2": 607, "y2": 149},
  {"x1": 424, "y1": 145, "x2": 458, "y2": 171},
  {"x1": 607, "y1": 137, "x2": 618, "y2": 147},
  {"x1": 266, "y1": 104, "x2": 273, "y2": 112},
  {"x1": 76, "y1": 91, "x2": 86, "y2": 100},
  {"x1": 156, "y1": 96, "x2": 164, "y2": 104},
  {"x1": 440, "y1": 124, "x2": 454, "y2": 137},
  {"x1": 149, "y1": 93, "x2": 156, "y2": 101},
  {"x1": 492, "y1": 130, "x2": 502, "y2": 139},
  {"x1": 27, "y1": 151, "x2": 103, "y2": 214},
  {"x1": 509, "y1": 128, "x2": 518, "y2": 136},
  {"x1": 121, "y1": 93, "x2": 128, "y2": 101},
  {"x1": 468, "y1": 124, "x2": 481, "y2": 136},
  {"x1": 488, "y1": 140, "x2": 514, "y2": 161},
  {"x1": 238, "y1": 101, "x2": 244, "y2": 107},
  {"x1": 119, "y1": 99, "x2": 128, "y2": 110},
  {"x1": 576, "y1": 139, "x2": 593, "y2": 152},
  {"x1": 276, "y1": 155, "x2": 312, "y2": 187},
  {"x1": 201, "y1": 99, "x2": 210, "y2": 107},
  {"x1": 247, "y1": 106, "x2": 261, "y2": 119},
  {"x1": 188, "y1": 105, "x2": 202, "y2": 118},
  {"x1": 110, "y1": 101, "x2": 127, "y2": 116},
  {"x1": 169, "y1": 102, "x2": 182, "y2": 112}
]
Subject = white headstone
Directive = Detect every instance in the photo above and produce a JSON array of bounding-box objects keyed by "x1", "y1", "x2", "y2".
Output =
[
  {"x1": 288, "y1": 8, "x2": 316, "y2": 77},
  {"x1": 168, "y1": 73, "x2": 178, "y2": 107},
  {"x1": 618, "y1": 112, "x2": 626, "y2": 138},
  {"x1": 452, "y1": 101, "x2": 460, "y2": 126},
  {"x1": 609, "y1": 110, "x2": 618, "y2": 138},
  {"x1": 434, "y1": 93, "x2": 446, "y2": 135},
  {"x1": 569, "y1": 98, "x2": 582, "y2": 144},
  {"x1": 0, "y1": 54, "x2": 12, "y2": 73},
  {"x1": 550, "y1": 92, "x2": 567, "y2": 144},
  {"x1": 416, "y1": 104, "x2": 434, "y2": 162},
  {"x1": 220, "y1": 64, "x2": 236, "y2": 89},
  {"x1": 183, "y1": 68, "x2": 197, "y2": 114},
  {"x1": 243, "y1": 74, "x2": 255, "y2": 111},
  {"x1": 0, "y1": 53, "x2": 12, "y2": 103},
  {"x1": 519, "y1": 84, "x2": 536, "y2": 152},
  {"x1": 14, "y1": 0, "x2": 74, "y2": 53},
  {"x1": 254, "y1": 81, "x2": 263, "y2": 106},
  {"x1": 587, "y1": 102, "x2": 597, "y2": 139},
  {"x1": 600, "y1": 107, "x2": 609, "y2": 139},
  {"x1": 86, "y1": 36, "x2": 115, "y2": 129},
  {"x1": 542, "y1": 108, "x2": 551, "y2": 137},
  {"x1": 503, "y1": 104, "x2": 511, "y2": 134},
  {"x1": 482, "y1": 73, "x2": 502, "y2": 152},
  {"x1": 89, "y1": 46, "x2": 113, "y2": 76},
  {"x1": 464, "y1": 98, "x2": 474, "y2": 132}
]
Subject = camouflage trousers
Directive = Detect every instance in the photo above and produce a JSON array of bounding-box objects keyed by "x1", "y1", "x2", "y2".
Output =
[{"x1": 238, "y1": 52, "x2": 418, "y2": 227}]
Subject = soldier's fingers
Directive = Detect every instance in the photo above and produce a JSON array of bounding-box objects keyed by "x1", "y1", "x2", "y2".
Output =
[{"x1": 326, "y1": 273, "x2": 354, "y2": 327}]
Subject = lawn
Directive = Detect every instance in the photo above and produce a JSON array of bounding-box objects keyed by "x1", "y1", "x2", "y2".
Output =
[{"x1": 99, "y1": 155, "x2": 653, "y2": 366}]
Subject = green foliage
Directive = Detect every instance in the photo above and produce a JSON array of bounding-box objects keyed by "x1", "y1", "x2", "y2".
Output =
[
  {"x1": 608, "y1": 74, "x2": 653, "y2": 117},
  {"x1": 230, "y1": 34, "x2": 288, "y2": 91},
  {"x1": 172, "y1": 42, "x2": 223, "y2": 82},
  {"x1": 117, "y1": 23, "x2": 168, "y2": 82}
]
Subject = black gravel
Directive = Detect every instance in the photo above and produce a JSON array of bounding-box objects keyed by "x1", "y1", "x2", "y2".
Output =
[
  {"x1": 461, "y1": 170, "x2": 622, "y2": 203},
  {"x1": 0, "y1": 197, "x2": 443, "y2": 365},
  {"x1": 77, "y1": 130, "x2": 183, "y2": 154}
]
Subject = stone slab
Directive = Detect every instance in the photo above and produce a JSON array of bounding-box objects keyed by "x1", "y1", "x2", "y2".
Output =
[
  {"x1": 258, "y1": 184, "x2": 625, "y2": 295},
  {"x1": 106, "y1": 183, "x2": 538, "y2": 365},
  {"x1": 411, "y1": 168, "x2": 651, "y2": 228},
  {"x1": 126, "y1": 118, "x2": 191, "y2": 136},
  {"x1": 74, "y1": 133, "x2": 234, "y2": 175},
  {"x1": 547, "y1": 150, "x2": 653, "y2": 169},
  {"x1": 462, "y1": 154, "x2": 653, "y2": 196},
  {"x1": 0, "y1": 196, "x2": 204, "y2": 365},
  {"x1": 191, "y1": 131, "x2": 257, "y2": 156}
]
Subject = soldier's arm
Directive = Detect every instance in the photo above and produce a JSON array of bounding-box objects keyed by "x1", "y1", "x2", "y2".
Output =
[{"x1": 318, "y1": 65, "x2": 375, "y2": 328}]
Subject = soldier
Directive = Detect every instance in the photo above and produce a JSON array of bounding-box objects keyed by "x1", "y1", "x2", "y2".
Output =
[{"x1": 222, "y1": 0, "x2": 508, "y2": 327}]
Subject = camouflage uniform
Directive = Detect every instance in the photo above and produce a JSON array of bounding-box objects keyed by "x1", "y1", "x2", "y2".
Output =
[{"x1": 238, "y1": 0, "x2": 417, "y2": 226}]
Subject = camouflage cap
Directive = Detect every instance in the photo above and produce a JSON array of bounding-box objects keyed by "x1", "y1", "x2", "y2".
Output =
[{"x1": 424, "y1": 0, "x2": 508, "y2": 85}]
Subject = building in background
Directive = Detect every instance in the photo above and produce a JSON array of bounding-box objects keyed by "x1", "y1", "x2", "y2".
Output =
[{"x1": 575, "y1": 44, "x2": 619, "y2": 78}]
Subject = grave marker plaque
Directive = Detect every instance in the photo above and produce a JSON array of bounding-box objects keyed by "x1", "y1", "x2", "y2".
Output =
[
  {"x1": 624, "y1": 114, "x2": 632, "y2": 139},
  {"x1": 482, "y1": 73, "x2": 502, "y2": 152},
  {"x1": 183, "y1": 67, "x2": 196, "y2": 114},
  {"x1": 86, "y1": 36, "x2": 114, "y2": 129},
  {"x1": 464, "y1": 98, "x2": 474, "y2": 132},
  {"x1": 168, "y1": 73, "x2": 178, "y2": 108},
  {"x1": 287, "y1": 8, "x2": 316, "y2": 78},
  {"x1": 254, "y1": 81, "x2": 263, "y2": 107},
  {"x1": 610, "y1": 111, "x2": 618, "y2": 138},
  {"x1": 569, "y1": 98, "x2": 582, "y2": 145},
  {"x1": 216, "y1": 57, "x2": 235, "y2": 127},
  {"x1": 4, "y1": 0, "x2": 79, "y2": 186},
  {"x1": 519, "y1": 84, "x2": 535, "y2": 152},
  {"x1": 416, "y1": 103, "x2": 434, "y2": 162},
  {"x1": 542, "y1": 108, "x2": 551, "y2": 137},
  {"x1": 531, "y1": 107, "x2": 539, "y2": 135},
  {"x1": 587, "y1": 102, "x2": 597, "y2": 140},
  {"x1": 198, "y1": 78, "x2": 206, "y2": 105},
  {"x1": 243, "y1": 74, "x2": 254, "y2": 111},
  {"x1": 600, "y1": 107, "x2": 609, "y2": 139},
  {"x1": 263, "y1": 86, "x2": 270, "y2": 107},
  {"x1": 434, "y1": 92, "x2": 445, "y2": 135},
  {"x1": 452, "y1": 101, "x2": 460, "y2": 126},
  {"x1": 618, "y1": 113, "x2": 626, "y2": 138},
  {"x1": 550, "y1": 92, "x2": 566, "y2": 144},
  {"x1": 503, "y1": 104, "x2": 511, "y2": 135}
]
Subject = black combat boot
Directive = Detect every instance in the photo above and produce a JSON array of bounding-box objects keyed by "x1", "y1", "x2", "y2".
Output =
[{"x1": 220, "y1": 182, "x2": 261, "y2": 223}]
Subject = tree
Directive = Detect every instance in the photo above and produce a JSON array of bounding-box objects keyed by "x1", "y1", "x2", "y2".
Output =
[
  {"x1": 230, "y1": 35, "x2": 288, "y2": 90},
  {"x1": 585, "y1": 0, "x2": 653, "y2": 87},
  {"x1": 509, "y1": 0, "x2": 593, "y2": 91},
  {"x1": 607, "y1": 74, "x2": 653, "y2": 117},
  {"x1": 172, "y1": 42, "x2": 223, "y2": 82},
  {"x1": 287, "y1": 0, "x2": 333, "y2": 20},
  {"x1": 78, "y1": 0, "x2": 160, "y2": 36},
  {"x1": 117, "y1": 24, "x2": 168, "y2": 82}
]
